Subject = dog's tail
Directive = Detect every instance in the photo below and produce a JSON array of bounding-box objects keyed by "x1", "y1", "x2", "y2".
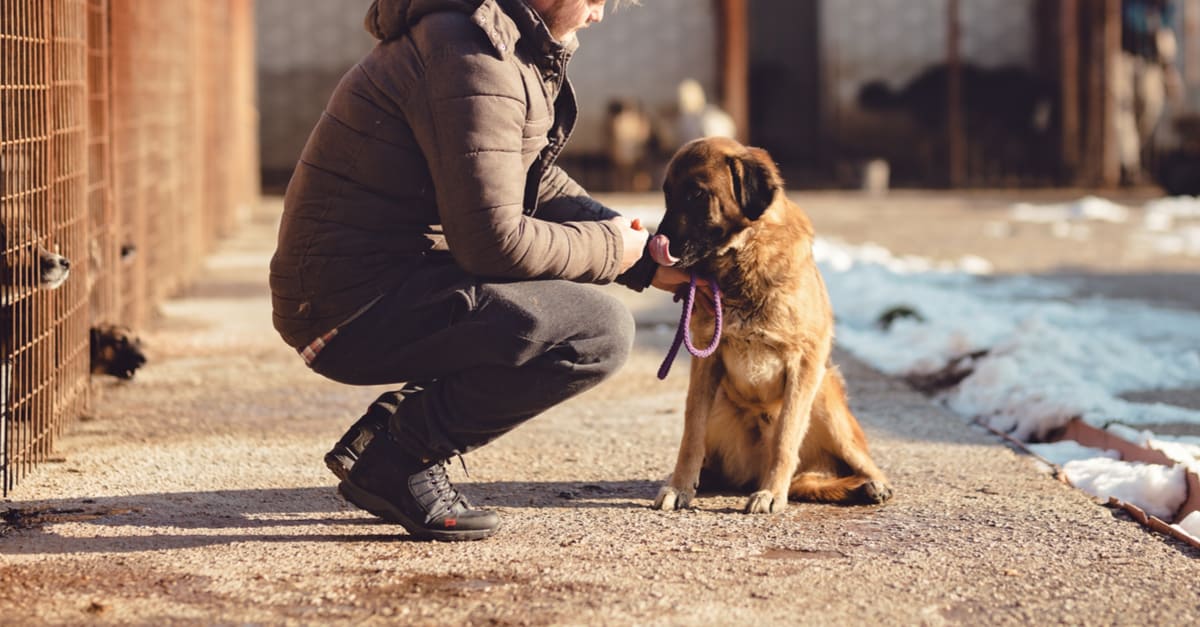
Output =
[{"x1": 789, "y1": 473, "x2": 879, "y2": 503}]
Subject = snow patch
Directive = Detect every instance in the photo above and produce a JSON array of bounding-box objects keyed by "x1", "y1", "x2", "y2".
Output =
[
  {"x1": 1010, "y1": 196, "x2": 1130, "y2": 224},
  {"x1": 1026, "y1": 441, "x2": 1120, "y2": 466},
  {"x1": 1173, "y1": 511, "x2": 1200, "y2": 540},
  {"x1": 1062, "y1": 457, "x2": 1187, "y2": 521}
]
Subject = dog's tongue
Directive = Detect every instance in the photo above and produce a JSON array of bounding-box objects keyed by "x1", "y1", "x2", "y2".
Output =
[{"x1": 649, "y1": 234, "x2": 679, "y2": 266}]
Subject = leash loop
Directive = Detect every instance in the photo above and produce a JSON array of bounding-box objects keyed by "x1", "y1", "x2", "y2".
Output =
[{"x1": 657, "y1": 274, "x2": 722, "y2": 380}]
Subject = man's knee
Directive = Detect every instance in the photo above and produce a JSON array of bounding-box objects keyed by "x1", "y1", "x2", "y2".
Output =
[
  {"x1": 586, "y1": 289, "x2": 636, "y2": 371},
  {"x1": 478, "y1": 281, "x2": 633, "y2": 369}
]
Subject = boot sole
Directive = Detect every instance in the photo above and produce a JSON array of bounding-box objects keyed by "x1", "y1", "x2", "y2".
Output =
[{"x1": 336, "y1": 480, "x2": 497, "y2": 542}]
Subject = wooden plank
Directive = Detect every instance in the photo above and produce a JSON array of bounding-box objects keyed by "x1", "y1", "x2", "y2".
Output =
[{"x1": 1057, "y1": 419, "x2": 1200, "y2": 525}]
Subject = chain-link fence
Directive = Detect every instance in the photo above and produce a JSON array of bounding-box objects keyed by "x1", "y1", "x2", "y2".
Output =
[{"x1": 1, "y1": 0, "x2": 257, "y2": 494}]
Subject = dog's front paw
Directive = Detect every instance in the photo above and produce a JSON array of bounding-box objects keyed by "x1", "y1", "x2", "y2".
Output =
[
  {"x1": 652, "y1": 485, "x2": 694, "y2": 511},
  {"x1": 744, "y1": 490, "x2": 787, "y2": 514}
]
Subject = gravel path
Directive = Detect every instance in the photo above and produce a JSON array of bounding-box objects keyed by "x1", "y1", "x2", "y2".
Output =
[{"x1": 2, "y1": 195, "x2": 1197, "y2": 625}]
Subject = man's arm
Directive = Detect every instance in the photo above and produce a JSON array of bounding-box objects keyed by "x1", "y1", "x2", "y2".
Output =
[
  {"x1": 534, "y1": 164, "x2": 658, "y2": 290},
  {"x1": 534, "y1": 164, "x2": 619, "y2": 222},
  {"x1": 405, "y1": 16, "x2": 623, "y2": 283}
]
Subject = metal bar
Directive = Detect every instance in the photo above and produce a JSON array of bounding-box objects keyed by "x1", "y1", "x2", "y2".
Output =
[
  {"x1": 1100, "y1": 0, "x2": 1121, "y2": 186},
  {"x1": 1186, "y1": 0, "x2": 1200, "y2": 85},
  {"x1": 946, "y1": 0, "x2": 965, "y2": 188},
  {"x1": 716, "y1": 0, "x2": 749, "y2": 144},
  {"x1": 1059, "y1": 0, "x2": 1081, "y2": 182}
]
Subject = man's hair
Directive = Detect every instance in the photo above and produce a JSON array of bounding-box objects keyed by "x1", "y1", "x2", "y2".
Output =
[{"x1": 612, "y1": 0, "x2": 641, "y2": 9}]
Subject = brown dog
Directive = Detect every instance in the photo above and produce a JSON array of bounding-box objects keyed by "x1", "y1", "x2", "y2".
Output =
[{"x1": 650, "y1": 137, "x2": 893, "y2": 514}]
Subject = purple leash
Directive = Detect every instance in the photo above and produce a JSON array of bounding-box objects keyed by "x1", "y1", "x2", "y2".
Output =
[{"x1": 657, "y1": 274, "x2": 722, "y2": 380}]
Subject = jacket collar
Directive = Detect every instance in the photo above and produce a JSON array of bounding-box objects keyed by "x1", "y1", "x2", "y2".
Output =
[{"x1": 480, "y1": 0, "x2": 577, "y2": 67}]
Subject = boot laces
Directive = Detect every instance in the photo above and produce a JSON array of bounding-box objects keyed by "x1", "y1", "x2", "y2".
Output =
[{"x1": 422, "y1": 461, "x2": 467, "y2": 518}]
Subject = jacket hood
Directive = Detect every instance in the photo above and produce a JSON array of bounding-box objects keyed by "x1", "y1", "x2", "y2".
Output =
[
  {"x1": 365, "y1": 0, "x2": 574, "y2": 59},
  {"x1": 365, "y1": 0, "x2": 479, "y2": 41}
]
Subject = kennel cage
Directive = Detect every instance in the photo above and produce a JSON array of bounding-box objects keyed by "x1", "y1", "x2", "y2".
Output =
[{"x1": 1, "y1": 0, "x2": 258, "y2": 494}]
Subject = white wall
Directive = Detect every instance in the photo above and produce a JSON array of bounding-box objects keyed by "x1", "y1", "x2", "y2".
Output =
[
  {"x1": 256, "y1": 0, "x2": 375, "y2": 172},
  {"x1": 255, "y1": 0, "x2": 718, "y2": 169}
]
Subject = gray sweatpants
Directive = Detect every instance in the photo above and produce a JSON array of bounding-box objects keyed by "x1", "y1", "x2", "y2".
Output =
[{"x1": 309, "y1": 260, "x2": 635, "y2": 460}]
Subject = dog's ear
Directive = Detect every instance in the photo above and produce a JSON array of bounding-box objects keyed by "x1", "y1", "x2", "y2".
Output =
[{"x1": 726, "y1": 148, "x2": 780, "y2": 221}]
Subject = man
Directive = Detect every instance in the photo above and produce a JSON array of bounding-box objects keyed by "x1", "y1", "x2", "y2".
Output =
[{"x1": 270, "y1": 0, "x2": 688, "y2": 541}]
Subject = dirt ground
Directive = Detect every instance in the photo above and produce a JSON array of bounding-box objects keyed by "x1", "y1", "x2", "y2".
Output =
[{"x1": 2, "y1": 192, "x2": 1198, "y2": 625}]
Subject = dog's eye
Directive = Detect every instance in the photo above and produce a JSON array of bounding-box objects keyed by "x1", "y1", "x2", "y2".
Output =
[{"x1": 686, "y1": 189, "x2": 706, "y2": 202}]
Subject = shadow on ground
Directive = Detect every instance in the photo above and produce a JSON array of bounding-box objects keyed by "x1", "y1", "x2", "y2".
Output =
[{"x1": 2, "y1": 478, "x2": 900, "y2": 556}]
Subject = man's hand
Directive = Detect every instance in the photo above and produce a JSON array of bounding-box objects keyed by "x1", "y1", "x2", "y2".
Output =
[
  {"x1": 650, "y1": 264, "x2": 690, "y2": 293},
  {"x1": 611, "y1": 216, "x2": 649, "y2": 273},
  {"x1": 651, "y1": 265, "x2": 715, "y2": 314}
]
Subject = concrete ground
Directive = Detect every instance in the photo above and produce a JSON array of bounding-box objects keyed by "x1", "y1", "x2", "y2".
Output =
[{"x1": 2, "y1": 192, "x2": 1198, "y2": 625}]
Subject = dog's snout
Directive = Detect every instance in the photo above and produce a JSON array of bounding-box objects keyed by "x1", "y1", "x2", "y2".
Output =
[{"x1": 40, "y1": 254, "x2": 69, "y2": 270}]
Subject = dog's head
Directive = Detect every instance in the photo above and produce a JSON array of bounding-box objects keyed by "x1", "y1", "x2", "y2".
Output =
[
  {"x1": 1, "y1": 223, "x2": 70, "y2": 305},
  {"x1": 650, "y1": 137, "x2": 784, "y2": 270},
  {"x1": 90, "y1": 324, "x2": 147, "y2": 380}
]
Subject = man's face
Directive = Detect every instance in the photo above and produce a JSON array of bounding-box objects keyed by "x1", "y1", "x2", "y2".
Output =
[{"x1": 528, "y1": 0, "x2": 605, "y2": 43}]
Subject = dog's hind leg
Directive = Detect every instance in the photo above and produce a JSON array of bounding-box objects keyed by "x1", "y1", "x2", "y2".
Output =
[
  {"x1": 653, "y1": 355, "x2": 722, "y2": 511},
  {"x1": 804, "y1": 367, "x2": 893, "y2": 504}
]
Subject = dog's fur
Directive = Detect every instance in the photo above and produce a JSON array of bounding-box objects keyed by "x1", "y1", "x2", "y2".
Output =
[
  {"x1": 651, "y1": 137, "x2": 892, "y2": 514},
  {"x1": 90, "y1": 324, "x2": 146, "y2": 380}
]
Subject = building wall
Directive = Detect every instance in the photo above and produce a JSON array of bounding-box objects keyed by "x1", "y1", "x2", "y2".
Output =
[
  {"x1": 254, "y1": 0, "x2": 718, "y2": 172},
  {"x1": 567, "y1": 0, "x2": 719, "y2": 154},
  {"x1": 254, "y1": 0, "x2": 1091, "y2": 183},
  {"x1": 256, "y1": 0, "x2": 375, "y2": 174}
]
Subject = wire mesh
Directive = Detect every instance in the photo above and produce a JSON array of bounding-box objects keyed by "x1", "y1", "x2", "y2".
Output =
[
  {"x1": 1, "y1": 0, "x2": 90, "y2": 494},
  {"x1": 109, "y1": 0, "x2": 149, "y2": 329},
  {"x1": 2, "y1": 0, "x2": 258, "y2": 494},
  {"x1": 86, "y1": 0, "x2": 117, "y2": 328},
  {"x1": 49, "y1": 0, "x2": 91, "y2": 471}
]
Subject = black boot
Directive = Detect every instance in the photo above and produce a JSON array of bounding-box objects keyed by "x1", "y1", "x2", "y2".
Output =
[
  {"x1": 337, "y1": 432, "x2": 499, "y2": 541},
  {"x1": 324, "y1": 385, "x2": 423, "y2": 481},
  {"x1": 324, "y1": 411, "x2": 386, "y2": 482}
]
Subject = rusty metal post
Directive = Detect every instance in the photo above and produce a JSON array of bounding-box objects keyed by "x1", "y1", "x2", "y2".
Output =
[
  {"x1": 1186, "y1": 0, "x2": 1200, "y2": 85},
  {"x1": 1082, "y1": 0, "x2": 1122, "y2": 187},
  {"x1": 1101, "y1": 0, "x2": 1122, "y2": 187},
  {"x1": 946, "y1": 0, "x2": 965, "y2": 187},
  {"x1": 717, "y1": 0, "x2": 749, "y2": 144},
  {"x1": 1059, "y1": 0, "x2": 1081, "y2": 182}
]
